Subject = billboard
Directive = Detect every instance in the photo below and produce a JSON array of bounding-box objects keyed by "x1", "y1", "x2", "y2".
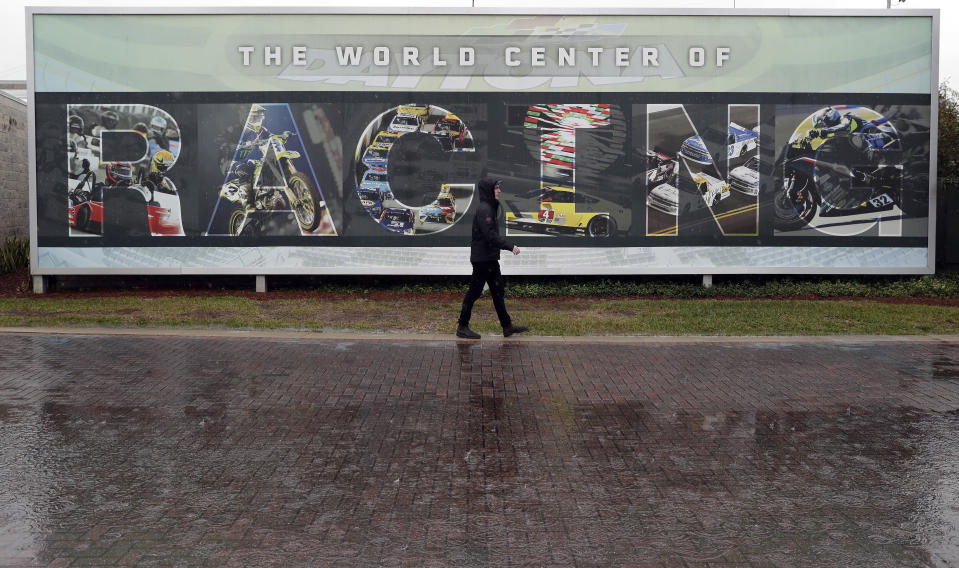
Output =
[{"x1": 28, "y1": 9, "x2": 939, "y2": 275}]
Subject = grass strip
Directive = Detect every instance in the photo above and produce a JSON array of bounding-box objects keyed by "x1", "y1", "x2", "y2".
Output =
[{"x1": 0, "y1": 296, "x2": 956, "y2": 336}]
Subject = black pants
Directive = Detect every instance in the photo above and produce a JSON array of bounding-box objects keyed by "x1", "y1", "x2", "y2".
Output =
[{"x1": 458, "y1": 260, "x2": 511, "y2": 328}]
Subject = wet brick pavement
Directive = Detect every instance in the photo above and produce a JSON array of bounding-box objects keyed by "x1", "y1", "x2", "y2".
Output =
[{"x1": 1, "y1": 332, "x2": 958, "y2": 567}]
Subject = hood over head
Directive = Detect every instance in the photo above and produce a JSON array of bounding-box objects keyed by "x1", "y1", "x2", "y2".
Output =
[{"x1": 477, "y1": 178, "x2": 501, "y2": 204}]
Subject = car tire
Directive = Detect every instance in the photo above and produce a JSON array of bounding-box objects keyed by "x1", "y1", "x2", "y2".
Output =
[
  {"x1": 76, "y1": 204, "x2": 91, "y2": 233},
  {"x1": 586, "y1": 215, "x2": 613, "y2": 237}
]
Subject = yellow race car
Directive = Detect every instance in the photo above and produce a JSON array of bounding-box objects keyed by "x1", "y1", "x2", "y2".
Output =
[{"x1": 505, "y1": 185, "x2": 616, "y2": 237}]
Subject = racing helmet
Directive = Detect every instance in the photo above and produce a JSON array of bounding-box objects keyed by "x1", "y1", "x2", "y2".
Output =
[
  {"x1": 149, "y1": 116, "x2": 167, "y2": 136},
  {"x1": 816, "y1": 107, "x2": 841, "y2": 128},
  {"x1": 151, "y1": 150, "x2": 175, "y2": 174},
  {"x1": 106, "y1": 162, "x2": 134, "y2": 185},
  {"x1": 230, "y1": 159, "x2": 257, "y2": 179},
  {"x1": 247, "y1": 105, "x2": 266, "y2": 131},
  {"x1": 101, "y1": 109, "x2": 120, "y2": 130},
  {"x1": 68, "y1": 114, "x2": 84, "y2": 135},
  {"x1": 132, "y1": 122, "x2": 148, "y2": 137}
]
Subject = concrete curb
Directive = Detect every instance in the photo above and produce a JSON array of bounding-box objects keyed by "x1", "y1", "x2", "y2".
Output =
[{"x1": 2, "y1": 327, "x2": 959, "y2": 344}]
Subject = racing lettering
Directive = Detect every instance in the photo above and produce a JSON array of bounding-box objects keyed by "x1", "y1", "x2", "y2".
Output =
[
  {"x1": 67, "y1": 104, "x2": 183, "y2": 237},
  {"x1": 353, "y1": 104, "x2": 477, "y2": 235},
  {"x1": 775, "y1": 106, "x2": 906, "y2": 237},
  {"x1": 508, "y1": 104, "x2": 616, "y2": 237},
  {"x1": 206, "y1": 103, "x2": 336, "y2": 237},
  {"x1": 645, "y1": 104, "x2": 759, "y2": 237}
]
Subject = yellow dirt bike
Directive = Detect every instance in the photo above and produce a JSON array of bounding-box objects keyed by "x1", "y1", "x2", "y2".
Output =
[{"x1": 219, "y1": 132, "x2": 323, "y2": 236}]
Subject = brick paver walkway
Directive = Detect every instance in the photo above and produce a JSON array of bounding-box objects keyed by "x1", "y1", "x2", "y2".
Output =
[{"x1": 1, "y1": 332, "x2": 958, "y2": 567}]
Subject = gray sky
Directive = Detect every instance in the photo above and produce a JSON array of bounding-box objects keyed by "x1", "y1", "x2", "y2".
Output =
[{"x1": 4, "y1": 0, "x2": 953, "y2": 86}]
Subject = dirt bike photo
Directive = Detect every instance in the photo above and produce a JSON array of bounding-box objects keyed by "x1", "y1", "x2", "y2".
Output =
[{"x1": 218, "y1": 131, "x2": 323, "y2": 236}]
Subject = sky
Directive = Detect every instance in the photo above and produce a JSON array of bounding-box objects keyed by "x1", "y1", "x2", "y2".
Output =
[{"x1": 1, "y1": 0, "x2": 952, "y2": 86}]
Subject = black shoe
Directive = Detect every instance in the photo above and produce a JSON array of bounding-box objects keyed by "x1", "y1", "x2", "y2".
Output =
[
  {"x1": 502, "y1": 325, "x2": 528, "y2": 337},
  {"x1": 456, "y1": 325, "x2": 481, "y2": 339}
]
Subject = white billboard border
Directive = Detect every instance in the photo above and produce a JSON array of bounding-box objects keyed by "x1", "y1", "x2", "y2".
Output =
[{"x1": 26, "y1": 7, "x2": 940, "y2": 277}]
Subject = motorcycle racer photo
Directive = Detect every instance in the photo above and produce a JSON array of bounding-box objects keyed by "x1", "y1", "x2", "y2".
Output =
[
  {"x1": 774, "y1": 104, "x2": 926, "y2": 236},
  {"x1": 805, "y1": 106, "x2": 887, "y2": 145},
  {"x1": 209, "y1": 103, "x2": 334, "y2": 237},
  {"x1": 221, "y1": 105, "x2": 289, "y2": 211}
]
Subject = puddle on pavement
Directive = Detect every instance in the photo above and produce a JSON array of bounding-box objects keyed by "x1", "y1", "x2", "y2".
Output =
[
  {"x1": 1, "y1": 399, "x2": 954, "y2": 567},
  {"x1": 1, "y1": 336, "x2": 957, "y2": 566},
  {"x1": 932, "y1": 357, "x2": 959, "y2": 380}
]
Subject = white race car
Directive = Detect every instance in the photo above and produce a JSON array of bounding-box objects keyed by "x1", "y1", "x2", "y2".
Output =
[
  {"x1": 647, "y1": 183, "x2": 678, "y2": 215},
  {"x1": 729, "y1": 155, "x2": 760, "y2": 196}
]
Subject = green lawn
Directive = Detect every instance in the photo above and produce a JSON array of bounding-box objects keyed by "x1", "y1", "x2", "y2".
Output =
[{"x1": 0, "y1": 295, "x2": 955, "y2": 336}]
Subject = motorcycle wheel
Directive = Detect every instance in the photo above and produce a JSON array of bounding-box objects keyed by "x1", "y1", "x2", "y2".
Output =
[
  {"x1": 287, "y1": 172, "x2": 322, "y2": 232},
  {"x1": 228, "y1": 207, "x2": 247, "y2": 237},
  {"x1": 773, "y1": 173, "x2": 818, "y2": 232}
]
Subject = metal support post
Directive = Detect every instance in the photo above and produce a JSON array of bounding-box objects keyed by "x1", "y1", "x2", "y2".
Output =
[
  {"x1": 256, "y1": 275, "x2": 267, "y2": 293},
  {"x1": 702, "y1": 274, "x2": 713, "y2": 289},
  {"x1": 32, "y1": 275, "x2": 47, "y2": 294}
]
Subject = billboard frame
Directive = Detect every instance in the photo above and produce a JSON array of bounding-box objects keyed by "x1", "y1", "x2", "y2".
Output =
[{"x1": 26, "y1": 7, "x2": 941, "y2": 279}]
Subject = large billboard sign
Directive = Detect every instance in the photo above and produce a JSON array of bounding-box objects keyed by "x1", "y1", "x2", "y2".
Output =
[{"x1": 28, "y1": 9, "x2": 939, "y2": 275}]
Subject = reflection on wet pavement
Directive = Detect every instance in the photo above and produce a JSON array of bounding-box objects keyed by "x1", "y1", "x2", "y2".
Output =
[{"x1": 0, "y1": 334, "x2": 957, "y2": 566}]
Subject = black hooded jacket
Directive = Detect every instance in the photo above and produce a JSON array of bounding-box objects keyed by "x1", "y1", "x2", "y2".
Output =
[{"x1": 470, "y1": 178, "x2": 515, "y2": 262}]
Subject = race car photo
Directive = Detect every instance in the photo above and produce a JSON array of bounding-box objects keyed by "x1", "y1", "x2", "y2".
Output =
[
  {"x1": 357, "y1": 186, "x2": 393, "y2": 218},
  {"x1": 679, "y1": 122, "x2": 759, "y2": 165},
  {"x1": 505, "y1": 185, "x2": 618, "y2": 237},
  {"x1": 388, "y1": 105, "x2": 430, "y2": 133},
  {"x1": 417, "y1": 187, "x2": 456, "y2": 224},
  {"x1": 360, "y1": 131, "x2": 404, "y2": 170},
  {"x1": 646, "y1": 150, "x2": 679, "y2": 186},
  {"x1": 646, "y1": 183, "x2": 679, "y2": 216},
  {"x1": 692, "y1": 171, "x2": 731, "y2": 207},
  {"x1": 379, "y1": 206, "x2": 415, "y2": 235},
  {"x1": 729, "y1": 155, "x2": 760, "y2": 196}
]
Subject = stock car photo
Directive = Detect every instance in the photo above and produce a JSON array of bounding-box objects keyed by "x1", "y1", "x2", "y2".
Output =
[
  {"x1": 679, "y1": 122, "x2": 759, "y2": 164},
  {"x1": 388, "y1": 105, "x2": 430, "y2": 133},
  {"x1": 417, "y1": 187, "x2": 456, "y2": 224},
  {"x1": 646, "y1": 182, "x2": 679, "y2": 216},
  {"x1": 352, "y1": 103, "x2": 478, "y2": 236},
  {"x1": 505, "y1": 185, "x2": 618, "y2": 237},
  {"x1": 379, "y1": 206, "x2": 415, "y2": 235},
  {"x1": 357, "y1": 186, "x2": 392, "y2": 217},
  {"x1": 692, "y1": 171, "x2": 731, "y2": 207},
  {"x1": 359, "y1": 169, "x2": 392, "y2": 193},
  {"x1": 360, "y1": 131, "x2": 404, "y2": 169},
  {"x1": 729, "y1": 155, "x2": 760, "y2": 196},
  {"x1": 431, "y1": 113, "x2": 469, "y2": 150},
  {"x1": 646, "y1": 150, "x2": 679, "y2": 185}
]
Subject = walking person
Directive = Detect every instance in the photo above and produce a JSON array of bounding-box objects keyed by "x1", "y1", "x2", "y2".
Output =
[{"x1": 456, "y1": 178, "x2": 529, "y2": 339}]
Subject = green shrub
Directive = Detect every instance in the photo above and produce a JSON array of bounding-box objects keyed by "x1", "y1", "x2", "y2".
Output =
[{"x1": 0, "y1": 236, "x2": 29, "y2": 274}]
